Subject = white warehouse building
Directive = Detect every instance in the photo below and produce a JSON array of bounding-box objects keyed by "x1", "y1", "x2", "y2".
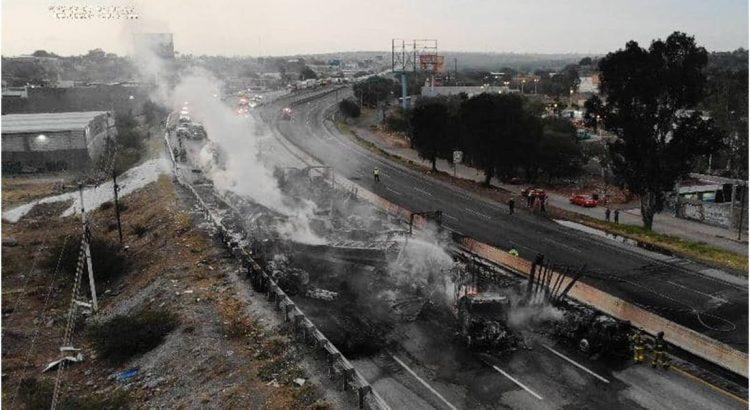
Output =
[{"x1": 2, "y1": 111, "x2": 116, "y2": 173}]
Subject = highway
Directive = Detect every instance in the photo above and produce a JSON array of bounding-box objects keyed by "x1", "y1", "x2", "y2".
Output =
[
  {"x1": 263, "y1": 88, "x2": 748, "y2": 354},
  {"x1": 243, "y1": 88, "x2": 747, "y2": 409}
]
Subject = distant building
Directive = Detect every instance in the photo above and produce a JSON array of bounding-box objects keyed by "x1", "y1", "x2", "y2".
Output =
[
  {"x1": 2, "y1": 83, "x2": 147, "y2": 117},
  {"x1": 578, "y1": 75, "x2": 599, "y2": 94},
  {"x1": 421, "y1": 85, "x2": 519, "y2": 98},
  {"x1": 2, "y1": 111, "x2": 116, "y2": 173}
]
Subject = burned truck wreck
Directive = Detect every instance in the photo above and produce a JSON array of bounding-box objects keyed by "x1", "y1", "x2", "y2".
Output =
[
  {"x1": 457, "y1": 293, "x2": 519, "y2": 351},
  {"x1": 170, "y1": 117, "x2": 634, "y2": 367}
]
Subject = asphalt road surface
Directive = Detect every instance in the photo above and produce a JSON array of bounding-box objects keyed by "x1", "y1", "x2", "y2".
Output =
[
  {"x1": 264, "y1": 88, "x2": 748, "y2": 355},
  {"x1": 243, "y1": 92, "x2": 747, "y2": 409}
]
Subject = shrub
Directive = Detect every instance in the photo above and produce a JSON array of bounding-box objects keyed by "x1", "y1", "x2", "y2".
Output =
[
  {"x1": 338, "y1": 98, "x2": 361, "y2": 118},
  {"x1": 130, "y1": 223, "x2": 149, "y2": 238},
  {"x1": 18, "y1": 377, "x2": 131, "y2": 409},
  {"x1": 44, "y1": 235, "x2": 131, "y2": 287},
  {"x1": 385, "y1": 111, "x2": 409, "y2": 133},
  {"x1": 86, "y1": 309, "x2": 179, "y2": 364}
]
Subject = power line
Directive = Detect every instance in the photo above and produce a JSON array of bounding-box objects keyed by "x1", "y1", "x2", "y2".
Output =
[{"x1": 7, "y1": 233, "x2": 74, "y2": 408}]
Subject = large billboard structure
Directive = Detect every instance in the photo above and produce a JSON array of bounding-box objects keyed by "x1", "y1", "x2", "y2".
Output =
[{"x1": 391, "y1": 39, "x2": 440, "y2": 108}]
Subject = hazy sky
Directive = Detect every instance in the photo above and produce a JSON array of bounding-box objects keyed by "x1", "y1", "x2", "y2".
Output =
[{"x1": 2, "y1": 0, "x2": 748, "y2": 56}]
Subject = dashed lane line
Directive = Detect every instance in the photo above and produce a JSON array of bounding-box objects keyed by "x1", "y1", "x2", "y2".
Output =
[
  {"x1": 489, "y1": 364, "x2": 544, "y2": 400},
  {"x1": 542, "y1": 345, "x2": 610, "y2": 384},
  {"x1": 464, "y1": 207, "x2": 491, "y2": 220},
  {"x1": 414, "y1": 187, "x2": 433, "y2": 197},
  {"x1": 386, "y1": 186, "x2": 403, "y2": 196},
  {"x1": 391, "y1": 355, "x2": 458, "y2": 410}
]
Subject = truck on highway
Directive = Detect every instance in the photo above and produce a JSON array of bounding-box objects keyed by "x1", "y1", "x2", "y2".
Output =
[{"x1": 457, "y1": 293, "x2": 517, "y2": 350}]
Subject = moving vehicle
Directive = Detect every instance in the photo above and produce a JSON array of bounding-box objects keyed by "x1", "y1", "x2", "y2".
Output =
[{"x1": 569, "y1": 194, "x2": 598, "y2": 207}]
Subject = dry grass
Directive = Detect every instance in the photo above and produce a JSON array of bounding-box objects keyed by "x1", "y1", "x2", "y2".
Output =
[
  {"x1": 1, "y1": 175, "x2": 72, "y2": 208},
  {"x1": 2, "y1": 174, "x2": 325, "y2": 409}
]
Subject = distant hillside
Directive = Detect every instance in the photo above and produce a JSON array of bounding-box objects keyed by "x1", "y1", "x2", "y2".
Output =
[{"x1": 284, "y1": 51, "x2": 593, "y2": 72}]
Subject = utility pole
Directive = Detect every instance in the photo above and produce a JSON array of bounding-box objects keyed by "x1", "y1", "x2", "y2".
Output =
[
  {"x1": 738, "y1": 187, "x2": 745, "y2": 241},
  {"x1": 78, "y1": 184, "x2": 98, "y2": 312},
  {"x1": 112, "y1": 169, "x2": 123, "y2": 244}
]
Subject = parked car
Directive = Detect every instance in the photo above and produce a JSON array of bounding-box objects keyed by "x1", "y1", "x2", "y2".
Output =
[{"x1": 569, "y1": 194, "x2": 598, "y2": 207}]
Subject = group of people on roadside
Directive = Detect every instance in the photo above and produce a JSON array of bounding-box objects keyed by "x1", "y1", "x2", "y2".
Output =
[
  {"x1": 605, "y1": 207, "x2": 621, "y2": 224},
  {"x1": 507, "y1": 192, "x2": 547, "y2": 216}
]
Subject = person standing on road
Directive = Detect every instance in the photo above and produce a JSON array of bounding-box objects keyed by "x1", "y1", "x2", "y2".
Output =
[
  {"x1": 508, "y1": 197, "x2": 515, "y2": 215},
  {"x1": 651, "y1": 331, "x2": 669, "y2": 369},
  {"x1": 540, "y1": 194, "x2": 547, "y2": 214},
  {"x1": 373, "y1": 167, "x2": 380, "y2": 183},
  {"x1": 605, "y1": 207, "x2": 611, "y2": 222},
  {"x1": 630, "y1": 329, "x2": 646, "y2": 364},
  {"x1": 614, "y1": 209, "x2": 620, "y2": 224}
]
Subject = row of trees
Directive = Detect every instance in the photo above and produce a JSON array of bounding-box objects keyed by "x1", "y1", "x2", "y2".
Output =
[
  {"x1": 402, "y1": 32, "x2": 731, "y2": 230},
  {"x1": 409, "y1": 93, "x2": 583, "y2": 186}
]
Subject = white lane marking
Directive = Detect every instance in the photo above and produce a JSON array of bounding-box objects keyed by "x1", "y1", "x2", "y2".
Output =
[
  {"x1": 414, "y1": 187, "x2": 433, "y2": 197},
  {"x1": 490, "y1": 365, "x2": 543, "y2": 400},
  {"x1": 464, "y1": 207, "x2": 491, "y2": 220},
  {"x1": 665, "y1": 280, "x2": 729, "y2": 304},
  {"x1": 444, "y1": 214, "x2": 458, "y2": 221},
  {"x1": 391, "y1": 355, "x2": 458, "y2": 410},
  {"x1": 386, "y1": 186, "x2": 403, "y2": 195},
  {"x1": 542, "y1": 345, "x2": 610, "y2": 384}
]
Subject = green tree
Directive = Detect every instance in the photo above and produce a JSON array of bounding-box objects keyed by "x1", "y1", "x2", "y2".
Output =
[
  {"x1": 459, "y1": 93, "x2": 535, "y2": 185},
  {"x1": 701, "y1": 56, "x2": 748, "y2": 178},
  {"x1": 598, "y1": 32, "x2": 721, "y2": 229},
  {"x1": 299, "y1": 65, "x2": 318, "y2": 80},
  {"x1": 142, "y1": 99, "x2": 168, "y2": 127},
  {"x1": 353, "y1": 76, "x2": 397, "y2": 108},
  {"x1": 410, "y1": 98, "x2": 451, "y2": 171},
  {"x1": 537, "y1": 118, "x2": 583, "y2": 182},
  {"x1": 583, "y1": 95, "x2": 603, "y2": 131},
  {"x1": 338, "y1": 98, "x2": 361, "y2": 118}
]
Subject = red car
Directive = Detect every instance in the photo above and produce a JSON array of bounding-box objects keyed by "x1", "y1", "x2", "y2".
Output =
[{"x1": 569, "y1": 194, "x2": 598, "y2": 207}]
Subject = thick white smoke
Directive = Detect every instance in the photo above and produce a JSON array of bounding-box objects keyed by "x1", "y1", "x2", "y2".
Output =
[
  {"x1": 388, "y1": 225, "x2": 458, "y2": 303},
  {"x1": 170, "y1": 70, "x2": 324, "y2": 244}
]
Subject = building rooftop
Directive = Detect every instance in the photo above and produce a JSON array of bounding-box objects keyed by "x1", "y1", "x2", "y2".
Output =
[{"x1": 2, "y1": 111, "x2": 109, "y2": 134}]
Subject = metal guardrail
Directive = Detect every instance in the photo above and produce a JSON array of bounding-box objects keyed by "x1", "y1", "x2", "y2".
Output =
[{"x1": 164, "y1": 130, "x2": 391, "y2": 410}]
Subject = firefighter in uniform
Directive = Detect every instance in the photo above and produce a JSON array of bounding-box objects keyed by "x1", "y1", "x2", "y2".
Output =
[
  {"x1": 630, "y1": 329, "x2": 646, "y2": 363},
  {"x1": 651, "y1": 331, "x2": 669, "y2": 369},
  {"x1": 373, "y1": 167, "x2": 380, "y2": 182}
]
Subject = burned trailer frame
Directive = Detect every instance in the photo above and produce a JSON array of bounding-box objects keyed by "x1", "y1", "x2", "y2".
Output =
[{"x1": 552, "y1": 300, "x2": 632, "y2": 362}]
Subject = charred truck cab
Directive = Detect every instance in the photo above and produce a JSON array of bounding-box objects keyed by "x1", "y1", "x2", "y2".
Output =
[{"x1": 457, "y1": 293, "x2": 512, "y2": 350}]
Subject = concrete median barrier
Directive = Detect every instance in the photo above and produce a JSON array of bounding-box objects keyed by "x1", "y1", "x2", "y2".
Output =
[{"x1": 332, "y1": 170, "x2": 749, "y2": 378}]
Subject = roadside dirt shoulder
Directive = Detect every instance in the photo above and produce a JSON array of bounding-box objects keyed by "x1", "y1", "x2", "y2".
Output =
[{"x1": 2, "y1": 175, "x2": 350, "y2": 409}]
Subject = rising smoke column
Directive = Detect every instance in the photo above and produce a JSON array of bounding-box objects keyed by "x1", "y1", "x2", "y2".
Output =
[{"x1": 172, "y1": 70, "x2": 324, "y2": 244}]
